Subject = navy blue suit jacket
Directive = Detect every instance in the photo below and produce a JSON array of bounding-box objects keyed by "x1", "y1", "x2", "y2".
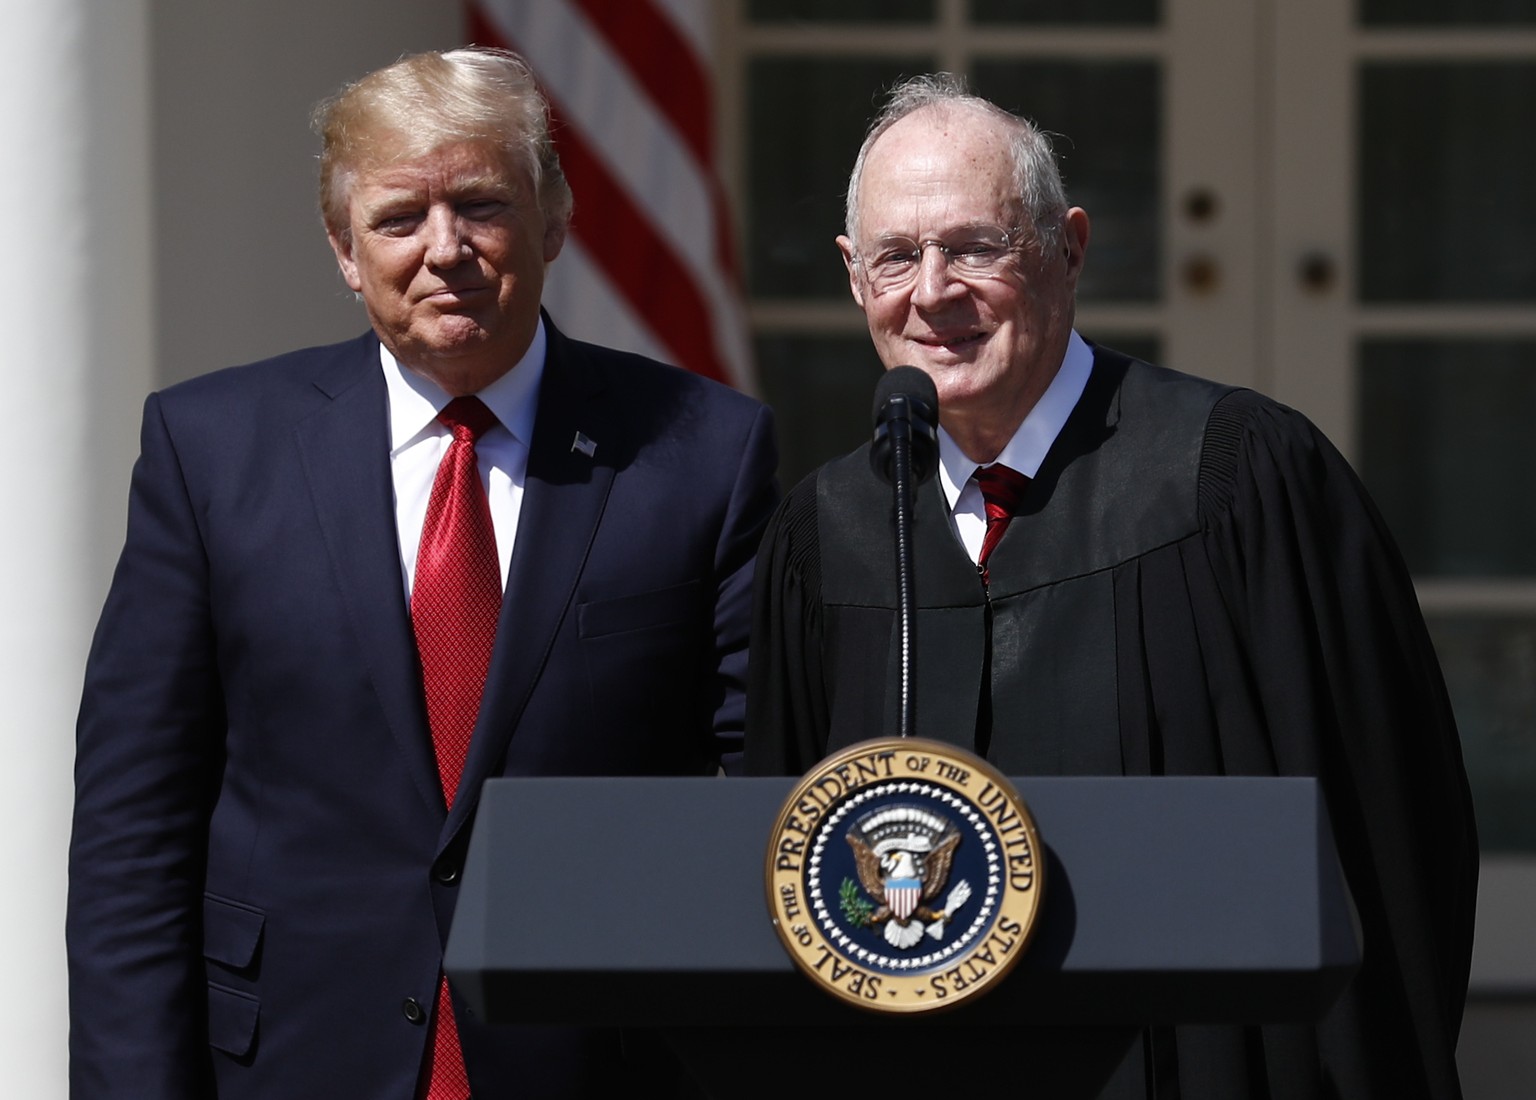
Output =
[{"x1": 68, "y1": 318, "x2": 778, "y2": 1098}]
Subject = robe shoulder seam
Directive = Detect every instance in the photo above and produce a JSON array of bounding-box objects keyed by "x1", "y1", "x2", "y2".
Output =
[{"x1": 1197, "y1": 388, "x2": 1267, "y2": 522}]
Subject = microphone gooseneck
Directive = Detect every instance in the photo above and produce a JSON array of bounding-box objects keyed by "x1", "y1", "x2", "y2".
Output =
[{"x1": 870, "y1": 366, "x2": 940, "y2": 740}]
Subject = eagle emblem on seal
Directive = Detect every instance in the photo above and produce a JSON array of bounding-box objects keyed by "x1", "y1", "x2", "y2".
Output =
[{"x1": 842, "y1": 804, "x2": 974, "y2": 949}]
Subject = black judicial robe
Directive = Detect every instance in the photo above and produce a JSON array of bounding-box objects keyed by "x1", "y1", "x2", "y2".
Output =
[{"x1": 745, "y1": 347, "x2": 1476, "y2": 1098}]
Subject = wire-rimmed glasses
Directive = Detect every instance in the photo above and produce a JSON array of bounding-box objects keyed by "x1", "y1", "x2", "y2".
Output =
[{"x1": 853, "y1": 224, "x2": 1021, "y2": 295}]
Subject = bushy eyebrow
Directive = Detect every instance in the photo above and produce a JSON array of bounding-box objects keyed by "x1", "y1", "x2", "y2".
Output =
[
  {"x1": 358, "y1": 172, "x2": 521, "y2": 211},
  {"x1": 442, "y1": 173, "x2": 520, "y2": 200}
]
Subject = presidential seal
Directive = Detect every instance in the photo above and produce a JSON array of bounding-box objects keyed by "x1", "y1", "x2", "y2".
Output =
[{"x1": 765, "y1": 738, "x2": 1044, "y2": 1013}]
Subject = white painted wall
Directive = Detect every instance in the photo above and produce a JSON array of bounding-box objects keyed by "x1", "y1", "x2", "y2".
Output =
[
  {"x1": 151, "y1": 0, "x2": 462, "y2": 384},
  {"x1": 0, "y1": 3, "x2": 460, "y2": 1092}
]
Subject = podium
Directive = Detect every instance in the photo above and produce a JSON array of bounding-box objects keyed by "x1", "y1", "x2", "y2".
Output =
[{"x1": 445, "y1": 776, "x2": 1358, "y2": 1095}]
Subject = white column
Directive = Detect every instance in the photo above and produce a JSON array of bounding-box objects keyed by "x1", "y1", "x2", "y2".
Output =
[{"x1": 0, "y1": 0, "x2": 154, "y2": 1093}]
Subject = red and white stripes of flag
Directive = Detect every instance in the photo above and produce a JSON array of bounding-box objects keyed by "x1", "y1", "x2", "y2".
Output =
[{"x1": 468, "y1": 0, "x2": 753, "y2": 391}]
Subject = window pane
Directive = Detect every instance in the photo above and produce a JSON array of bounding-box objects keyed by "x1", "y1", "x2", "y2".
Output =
[
  {"x1": 749, "y1": 57, "x2": 934, "y2": 300},
  {"x1": 757, "y1": 334, "x2": 886, "y2": 486},
  {"x1": 1359, "y1": 0, "x2": 1536, "y2": 26},
  {"x1": 748, "y1": 0, "x2": 934, "y2": 22},
  {"x1": 1426, "y1": 613, "x2": 1536, "y2": 853},
  {"x1": 972, "y1": 61, "x2": 1161, "y2": 303},
  {"x1": 973, "y1": 0, "x2": 1160, "y2": 26},
  {"x1": 1358, "y1": 340, "x2": 1536, "y2": 576},
  {"x1": 1359, "y1": 63, "x2": 1536, "y2": 302}
]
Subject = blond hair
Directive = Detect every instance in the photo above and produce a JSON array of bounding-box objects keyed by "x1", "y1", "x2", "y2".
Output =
[{"x1": 312, "y1": 47, "x2": 574, "y2": 238}]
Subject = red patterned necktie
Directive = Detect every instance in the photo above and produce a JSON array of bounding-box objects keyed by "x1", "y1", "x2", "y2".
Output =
[
  {"x1": 975, "y1": 463, "x2": 1031, "y2": 584},
  {"x1": 412, "y1": 395, "x2": 501, "y2": 1100}
]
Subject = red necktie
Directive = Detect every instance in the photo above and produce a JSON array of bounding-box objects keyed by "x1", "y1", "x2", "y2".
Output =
[
  {"x1": 412, "y1": 396, "x2": 500, "y2": 1100},
  {"x1": 975, "y1": 463, "x2": 1030, "y2": 583}
]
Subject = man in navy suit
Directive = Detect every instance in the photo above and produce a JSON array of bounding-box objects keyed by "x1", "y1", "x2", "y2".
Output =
[{"x1": 68, "y1": 47, "x2": 777, "y2": 1098}]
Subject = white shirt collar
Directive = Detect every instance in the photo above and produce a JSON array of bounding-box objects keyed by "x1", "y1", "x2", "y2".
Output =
[
  {"x1": 937, "y1": 329, "x2": 1094, "y2": 508},
  {"x1": 381, "y1": 317, "x2": 547, "y2": 453}
]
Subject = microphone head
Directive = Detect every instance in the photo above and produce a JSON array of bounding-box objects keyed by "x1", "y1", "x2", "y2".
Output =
[
  {"x1": 870, "y1": 366, "x2": 940, "y2": 486},
  {"x1": 871, "y1": 366, "x2": 938, "y2": 429}
]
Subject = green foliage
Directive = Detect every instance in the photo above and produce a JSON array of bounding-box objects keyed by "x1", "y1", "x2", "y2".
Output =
[{"x1": 839, "y1": 877, "x2": 875, "y2": 927}]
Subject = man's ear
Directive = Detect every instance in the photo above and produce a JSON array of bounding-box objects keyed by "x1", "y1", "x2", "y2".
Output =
[
  {"x1": 543, "y1": 215, "x2": 568, "y2": 265},
  {"x1": 836, "y1": 235, "x2": 866, "y2": 310},
  {"x1": 327, "y1": 229, "x2": 363, "y2": 292},
  {"x1": 1061, "y1": 207, "x2": 1090, "y2": 282}
]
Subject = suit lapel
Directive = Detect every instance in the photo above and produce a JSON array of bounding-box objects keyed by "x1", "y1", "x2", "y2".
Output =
[
  {"x1": 445, "y1": 321, "x2": 617, "y2": 841},
  {"x1": 292, "y1": 336, "x2": 441, "y2": 816}
]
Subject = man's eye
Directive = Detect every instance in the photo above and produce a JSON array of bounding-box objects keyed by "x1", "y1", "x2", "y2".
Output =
[
  {"x1": 460, "y1": 199, "x2": 507, "y2": 220},
  {"x1": 873, "y1": 248, "x2": 918, "y2": 268},
  {"x1": 374, "y1": 213, "x2": 421, "y2": 235}
]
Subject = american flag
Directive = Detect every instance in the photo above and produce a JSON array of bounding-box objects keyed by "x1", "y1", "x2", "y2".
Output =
[{"x1": 467, "y1": 0, "x2": 753, "y2": 391}]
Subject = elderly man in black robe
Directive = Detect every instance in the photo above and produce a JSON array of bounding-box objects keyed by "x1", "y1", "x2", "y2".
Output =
[{"x1": 745, "y1": 73, "x2": 1476, "y2": 1098}]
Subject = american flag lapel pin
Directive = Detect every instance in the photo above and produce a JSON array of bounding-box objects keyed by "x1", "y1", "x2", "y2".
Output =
[{"x1": 571, "y1": 431, "x2": 597, "y2": 458}]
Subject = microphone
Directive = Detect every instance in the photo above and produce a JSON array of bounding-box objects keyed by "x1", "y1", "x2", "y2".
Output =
[
  {"x1": 869, "y1": 366, "x2": 940, "y2": 740},
  {"x1": 871, "y1": 366, "x2": 939, "y2": 486}
]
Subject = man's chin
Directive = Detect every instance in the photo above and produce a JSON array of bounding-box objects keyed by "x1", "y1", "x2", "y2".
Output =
[
  {"x1": 912, "y1": 359, "x2": 1008, "y2": 412},
  {"x1": 411, "y1": 317, "x2": 497, "y2": 357},
  {"x1": 384, "y1": 320, "x2": 492, "y2": 373}
]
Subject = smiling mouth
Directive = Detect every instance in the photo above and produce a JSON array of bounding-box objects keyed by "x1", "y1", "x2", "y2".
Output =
[
  {"x1": 425, "y1": 286, "x2": 493, "y2": 305},
  {"x1": 918, "y1": 331, "x2": 986, "y2": 351}
]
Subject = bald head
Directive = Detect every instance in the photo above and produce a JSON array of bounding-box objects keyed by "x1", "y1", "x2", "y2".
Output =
[{"x1": 844, "y1": 73, "x2": 1069, "y2": 251}]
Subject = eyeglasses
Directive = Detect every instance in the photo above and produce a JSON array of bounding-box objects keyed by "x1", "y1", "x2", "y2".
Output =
[{"x1": 854, "y1": 225, "x2": 1021, "y2": 294}]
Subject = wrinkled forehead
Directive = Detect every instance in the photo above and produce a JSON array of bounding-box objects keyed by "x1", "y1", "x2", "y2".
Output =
[
  {"x1": 335, "y1": 133, "x2": 529, "y2": 213},
  {"x1": 856, "y1": 107, "x2": 1022, "y2": 238},
  {"x1": 343, "y1": 119, "x2": 512, "y2": 176}
]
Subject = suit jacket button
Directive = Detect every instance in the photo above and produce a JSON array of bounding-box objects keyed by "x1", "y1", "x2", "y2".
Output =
[
  {"x1": 402, "y1": 997, "x2": 427, "y2": 1025},
  {"x1": 433, "y1": 859, "x2": 460, "y2": 885}
]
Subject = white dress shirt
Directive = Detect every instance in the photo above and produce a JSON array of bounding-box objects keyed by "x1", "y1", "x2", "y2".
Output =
[
  {"x1": 382, "y1": 318, "x2": 546, "y2": 598},
  {"x1": 936, "y1": 330, "x2": 1094, "y2": 563}
]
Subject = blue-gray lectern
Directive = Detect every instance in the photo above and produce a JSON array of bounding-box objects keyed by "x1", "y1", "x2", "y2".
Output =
[{"x1": 445, "y1": 776, "x2": 1358, "y2": 1096}]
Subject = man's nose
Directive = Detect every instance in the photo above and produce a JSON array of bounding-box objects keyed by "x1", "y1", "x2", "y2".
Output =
[
  {"x1": 909, "y1": 245, "x2": 963, "y2": 308},
  {"x1": 424, "y1": 207, "x2": 469, "y2": 267}
]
